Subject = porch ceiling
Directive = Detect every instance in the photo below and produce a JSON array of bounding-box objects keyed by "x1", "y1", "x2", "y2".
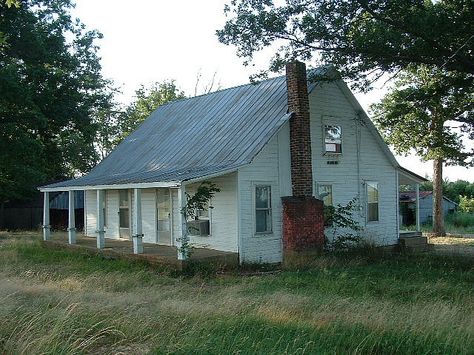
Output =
[{"x1": 398, "y1": 166, "x2": 427, "y2": 185}]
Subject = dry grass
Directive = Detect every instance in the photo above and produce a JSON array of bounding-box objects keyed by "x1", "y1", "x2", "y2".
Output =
[{"x1": 0, "y1": 232, "x2": 473, "y2": 354}]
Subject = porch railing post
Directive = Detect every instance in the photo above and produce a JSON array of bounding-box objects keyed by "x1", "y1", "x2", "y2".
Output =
[
  {"x1": 177, "y1": 185, "x2": 188, "y2": 260},
  {"x1": 415, "y1": 183, "x2": 421, "y2": 232},
  {"x1": 132, "y1": 188, "x2": 143, "y2": 254},
  {"x1": 68, "y1": 190, "x2": 76, "y2": 244},
  {"x1": 42, "y1": 191, "x2": 51, "y2": 240},
  {"x1": 96, "y1": 189, "x2": 105, "y2": 249}
]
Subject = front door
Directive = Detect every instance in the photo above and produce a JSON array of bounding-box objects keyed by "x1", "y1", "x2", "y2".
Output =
[
  {"x1": 119, "y1": 189, "x2": 131, "y2": 239},
  {"x1": 156, "y1": 188, "x2": 171, "y2": 245}
]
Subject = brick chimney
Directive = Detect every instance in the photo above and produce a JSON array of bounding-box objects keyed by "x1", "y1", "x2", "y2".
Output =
[
  {"x1": 286, "y1": 61, "x2": 313, "y2": 197},
  {"x1": 282, "y1": 60, "x2": 324, "y2": 255}
]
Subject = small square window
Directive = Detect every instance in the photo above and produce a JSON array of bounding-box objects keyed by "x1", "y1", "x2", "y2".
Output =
[
  {"x1": 324, "y1": 125, "x2": 342, "y2": 153},
  {"x1": 255, "y1": 185, "x2": 272, "y2": 234}
]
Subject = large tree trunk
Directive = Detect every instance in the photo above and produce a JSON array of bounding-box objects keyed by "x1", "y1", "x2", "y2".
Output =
[{"x1": 432, "y1": 158, "x2": 445, "y2": 236}]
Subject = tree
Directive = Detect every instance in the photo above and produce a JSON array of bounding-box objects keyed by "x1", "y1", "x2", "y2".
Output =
[
  {"x1": 372, "y1": 65, "x2": 473, "y2": 236},
  {"x1": 217, "y1": 0, "x2": 473, "y2": 88},
  {"x1": 114, "y1": 81, "x2": 185, "y2": 145},
  {"x1": 0, "y1": 0, "x2": 115, "y2": 203},
  {"x1": 421, "y1": 179, "x2": 474, "y2": 204}
]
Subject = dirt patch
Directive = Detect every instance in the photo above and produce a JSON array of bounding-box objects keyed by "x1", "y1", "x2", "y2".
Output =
[{"x1": 429, "y1": 236, "x2": 474, "y2": 257}]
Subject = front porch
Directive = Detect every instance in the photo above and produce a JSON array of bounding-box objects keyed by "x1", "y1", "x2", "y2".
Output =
[{"x1": 44, "y1": 233, "x2": 238, "y2": 268}]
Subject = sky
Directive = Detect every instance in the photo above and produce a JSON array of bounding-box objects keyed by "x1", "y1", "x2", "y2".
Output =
[{"x1": 71, "y1": 0, "x2": 473, "y2": 183}]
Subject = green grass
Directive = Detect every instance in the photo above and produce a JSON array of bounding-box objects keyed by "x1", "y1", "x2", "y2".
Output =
[
  {"x1": 402, "y1": 211, "x2": 474, "y2": 234},
  {"x1": 0, "y1": 232, "x2": 473, "y2": 354}
]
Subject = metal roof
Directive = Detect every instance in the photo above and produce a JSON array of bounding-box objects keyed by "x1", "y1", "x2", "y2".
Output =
[
  {"x1": 49, "y1": 191, "x2": 84, "y2": 209},
  {"x1": 42, "y1": 70, "x2": 326, "y2": 190}
]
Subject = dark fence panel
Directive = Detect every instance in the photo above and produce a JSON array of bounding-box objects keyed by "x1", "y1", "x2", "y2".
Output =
[
  {"x1": 0, "y1": 208, "x2": 84, "y2": 231},
  {"x1": 0, "y1": 207, "x2": 43, "y2": 230}
]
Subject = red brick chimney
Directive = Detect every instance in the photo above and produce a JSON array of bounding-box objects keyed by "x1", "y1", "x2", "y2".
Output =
[
  {"x1": 282, "y1": 60, "x2": 324, "y2": 254},
  {"x1": 286, "y1": 61, "x2": 313, "y2": 197}
]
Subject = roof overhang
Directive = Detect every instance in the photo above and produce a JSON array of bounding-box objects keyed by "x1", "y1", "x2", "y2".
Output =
[
  {"x1": 39, "y1": 181, "x2": 180, "y2": 192},
  {"x1": 398, "y1": 166, "x2": 428, "y2": 185}
]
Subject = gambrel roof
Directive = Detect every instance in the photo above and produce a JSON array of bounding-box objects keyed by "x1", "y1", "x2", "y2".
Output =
[{"x1": 41, "y1": 66, "x2": 408, "y2": 191}]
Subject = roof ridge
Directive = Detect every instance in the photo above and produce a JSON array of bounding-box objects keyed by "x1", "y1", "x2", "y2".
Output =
[{"x1": 159, "y1": 65, "x2": 332, "y2": 108}]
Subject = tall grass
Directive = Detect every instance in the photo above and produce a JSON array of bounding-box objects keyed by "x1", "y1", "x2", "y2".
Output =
[{"x1": 0, "y1": 233, "x2": 473, "y2": 354}]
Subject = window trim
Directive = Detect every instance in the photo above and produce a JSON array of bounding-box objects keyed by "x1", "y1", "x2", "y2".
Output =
[
  {"x1": 366, "y1": 181, "x2": 379, "y2": 223},
  {"x1": 323, "y1": 124, "x2": 342, "y2": 155},
  {"x1": 187, "y1": 198, "x2": 213, "y2": 237},
  {"x1": 254, "y1": 184, "x2": 273, "y2": 235},
  {"x1": 103, "y1": 190, "x2": 107, "y2": 228}
]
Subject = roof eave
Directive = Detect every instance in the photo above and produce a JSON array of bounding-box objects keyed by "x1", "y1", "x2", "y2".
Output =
[{"x1": 39, "y1": 180, "x2": 181, "y2": 192}]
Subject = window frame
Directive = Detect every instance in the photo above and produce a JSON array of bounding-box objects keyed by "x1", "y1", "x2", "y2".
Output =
[
  {"x1": 323, "y1": 124, "x2": 342, "y2": 154},
  {"x1": 254, "y1": 184, "x2": 273, "y2": 235},
  {"x1": 102, "y1": 190, "x2": 107, "y2": 228},
  {"x1": 366, "y1": 181, "x2": 379, "y2": 223},
  {"x1": 316, "y1": 182, "x2": 333, "y2": 206},
  {"x1": 187, "y1": 198, "x2": 212, "y2": 237}
]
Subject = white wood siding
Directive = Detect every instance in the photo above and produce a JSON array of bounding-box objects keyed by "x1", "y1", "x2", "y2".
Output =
[
  {"x1": 105, "y1": 190, "x2": 119, "y2": 239},
  {"x1": 141, "y1": 189, "x2": 157, "y2": 243},
  {"x1": 309, "y1": 82, "x2": 398, "y2": 245},
  {"x1": 184, "y1": 173, "x2": 238, "y2": 252},
  {"x1": 85, "y1": 190, "x2": 96, "y2": 237},
  {"x1": 238, "y1": 135, "x2": 283, "y2": 263}
]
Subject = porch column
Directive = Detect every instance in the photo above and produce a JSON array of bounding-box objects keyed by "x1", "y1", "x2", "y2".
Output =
[
  {"x1": 415, "y1": 183, "x2": 421, "y2": 232},
  {"x1": 96, "y1": 189, "x2": 105, "y2": 249},
  {"x1": 42, "y1": 191, "x2": 51, "y2": 240},
  {"x1": 68, "y1": 190, "x2": 76, "y2": 244},
  {"x1": 132, "y1": 188, "x2": 143, "y2": 254},
  {"x1": 177, "y1": 185, "x2": 188, "y2": 260}
]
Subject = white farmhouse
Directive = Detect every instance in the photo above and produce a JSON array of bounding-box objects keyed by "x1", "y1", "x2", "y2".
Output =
[{"x1": 40, "y1": 61, "x2": 424, "y2": 264}]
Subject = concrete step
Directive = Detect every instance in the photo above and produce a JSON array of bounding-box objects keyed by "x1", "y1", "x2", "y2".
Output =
[{"x1": 400, "y1": 236, "x2": 428, "y2": 247}]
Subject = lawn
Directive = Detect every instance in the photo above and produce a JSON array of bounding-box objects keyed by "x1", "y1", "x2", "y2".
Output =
[{"x1": 0, "y1": 232, "x2": 473, "y2": 354}]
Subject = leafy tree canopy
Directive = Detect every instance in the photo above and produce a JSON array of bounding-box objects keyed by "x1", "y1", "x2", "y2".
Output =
[
  {"x1": 372, "y1": 65, "x2": 473, "y2": 166},
  {"x1": 421, "y1": 179, "x2": 474, "y2": 204},
  {"x1": 217, "y1": 0, "x2": 474, "y2": 88},
  {"x1": 373, "y1": 64, "x2": 472, "y2": 235},
  {"x1": 0, "y1": 0, "x2": 114, "y2": 203}
]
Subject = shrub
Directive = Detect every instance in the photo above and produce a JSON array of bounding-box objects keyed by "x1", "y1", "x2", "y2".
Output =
[
  {"x1": 445, "y1": 211, "x2": 474, "y2": 228},
  {"x1": 459, "y1": 195, "x2": 474, "y2": 213}
]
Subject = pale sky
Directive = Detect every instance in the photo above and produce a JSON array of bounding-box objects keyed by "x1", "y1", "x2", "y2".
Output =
[{"x1": 71, "y1": 0, "x2": 473, "y2": 183}]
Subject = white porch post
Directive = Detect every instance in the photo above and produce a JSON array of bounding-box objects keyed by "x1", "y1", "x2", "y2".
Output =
[
  {"x1": 415, "y1": 183, "x2": 421, "y2": 232},
  {"x1": 68, "y1": 190, "x2": 76, "y2": 244},
  {"x1": 96, "y1": 190, "x2": 105, "y2": 249},
  {"x1": 132, "y1": 188, "x2": 144, "y2": 254},
  {"x1": 177, "y1": 185, "x2": 188, "y2": 260},
  {"x1": 42, "y1": 191, "x2": 50, "y2": 240}
]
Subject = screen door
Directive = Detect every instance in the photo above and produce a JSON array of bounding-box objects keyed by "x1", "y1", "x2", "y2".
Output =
[
  {"x1": 119, "y1": 189, "x2": 130, "y2": 239},
  {"x1": 156, "y1": 188, "x2": 171, "y2": 245}
]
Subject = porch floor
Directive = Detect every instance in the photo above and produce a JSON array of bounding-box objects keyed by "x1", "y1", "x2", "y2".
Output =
[{"x1": 45, "y1": 233, "x2": 238, "y2": 268}]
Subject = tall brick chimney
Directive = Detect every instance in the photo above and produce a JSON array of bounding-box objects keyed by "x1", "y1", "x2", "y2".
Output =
[
  {"x1": 282, "y1": 60, "x2": 324, "y2": 255},
  {"x1": 286, "y1": 61, "x2": 313, "y2": 197}
]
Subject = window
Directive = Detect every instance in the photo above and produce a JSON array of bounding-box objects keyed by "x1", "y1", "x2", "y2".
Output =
[
  {"x1": 100, "y1": 191, "x2": 107, "y2": 227},
  {"x1": 367, "y1": 182, "x2": 379, "y2": 222},
  {"x1": 255, "y1": 185, "x2": 272, "y2": 234},
  {"x1": 317, "y1": 184, "x2": 333, "y2": 205},
  {"x1": 324, "y1": 125, "x2": 342, "y2": 153}
]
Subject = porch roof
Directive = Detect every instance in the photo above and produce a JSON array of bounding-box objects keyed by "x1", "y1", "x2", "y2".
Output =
[{"x1": 398, "y1": 166, "x2": 428, "y2": 185}]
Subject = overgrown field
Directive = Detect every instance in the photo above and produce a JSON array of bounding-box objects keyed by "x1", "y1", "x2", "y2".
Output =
[{"x1": 0, "y1": 232, "x2": 473, "y2": 354}]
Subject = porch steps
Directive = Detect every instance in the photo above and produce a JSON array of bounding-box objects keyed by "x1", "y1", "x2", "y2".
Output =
[{"x1": 399, "y1": 235, "x2": 433, "y2": 252}]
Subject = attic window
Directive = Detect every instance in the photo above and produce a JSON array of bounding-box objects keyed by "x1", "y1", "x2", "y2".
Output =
[{"x1": 324, "y1": 125, "x2": 342, "y2": 153}]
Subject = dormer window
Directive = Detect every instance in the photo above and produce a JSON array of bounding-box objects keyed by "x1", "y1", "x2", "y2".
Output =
[{"x1": 324, "y1": 125, "x2": 342, "y2": 153}]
